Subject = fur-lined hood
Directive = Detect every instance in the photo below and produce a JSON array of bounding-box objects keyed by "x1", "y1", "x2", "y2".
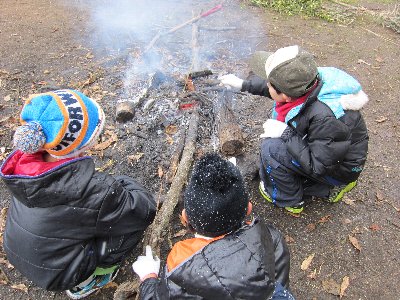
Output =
[{"x1": 317, "y1": 67, "x2": 369, "y2": 118}]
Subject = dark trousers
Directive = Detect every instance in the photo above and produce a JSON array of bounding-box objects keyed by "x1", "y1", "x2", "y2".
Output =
[{"x1": 259, "y1": 138, "x2": 335, "y2": 207}]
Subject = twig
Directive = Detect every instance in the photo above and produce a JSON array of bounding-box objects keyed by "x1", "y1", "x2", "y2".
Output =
[
  {"x1": 361, "y1": 27, "x2": 400, "y2": 46},
  {"x1": 191, "y1": 11, "x2": 200, "y2": 72},
  {"x1": 143, "y1": 4, "x2": 223, "y2": 54}
]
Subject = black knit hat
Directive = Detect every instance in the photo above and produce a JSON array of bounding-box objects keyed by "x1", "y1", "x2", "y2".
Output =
[{"x1": 184, "y1": 153, "x2": 249, "y2": 237}]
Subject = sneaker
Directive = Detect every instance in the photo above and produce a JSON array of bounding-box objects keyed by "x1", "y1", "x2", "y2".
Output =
[
  {"x1": 327, "y1": 181, "x2": 357, "y2": 203},
  {"x1": 284, "y1": 202, "x2": 304, "y2": 214},
  {"x1": 259, "y1": 181, "x2": 273, "y2": 203},
  {"x1": 66, "y1": 269, "x2": 119, "y2": 299},
  {"x1": 259, "y1": 182, "x2": 304, "y2": 214}
]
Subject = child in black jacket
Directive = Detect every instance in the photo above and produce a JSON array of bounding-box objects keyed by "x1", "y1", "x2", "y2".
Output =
[
  {"x1": 0, "y1": 90, "x2": 156, "y2": 299},
  {"x1": 132, "y1": 153, "x2": 294, "y2": 300},
  {"x1": 220, "y1": 45, "x2": 369, "y2": 213}
]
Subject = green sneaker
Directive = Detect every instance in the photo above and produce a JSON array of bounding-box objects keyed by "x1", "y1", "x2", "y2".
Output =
[
  {"x1": 284, "y1": 203, "x2": 304, "y2": 214},
  {"x1": 327, "y1": 181, "x2": 357, "y2": 203},
  {"x1": 259, "y1": 182, "x2": 304, "y2": 213}
]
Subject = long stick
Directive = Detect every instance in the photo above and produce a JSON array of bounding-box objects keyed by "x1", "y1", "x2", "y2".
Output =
[
  {"x1": 142, "y1": 110, "x2": 200, "y2": 256},
  {"x1": 143, "y1": 4, "x2": 222, "y2": 54}
]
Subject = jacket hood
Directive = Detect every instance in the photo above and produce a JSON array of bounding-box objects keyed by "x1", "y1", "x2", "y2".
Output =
[
  {"x1": 1, "y1": 152, "x2": 95, "y2": 208},
  {"x1": 167, "y1": 220, "x2": 276, "y2": 299},
  {"x1": 317, "y1": 67, "x2": 369, "y2": 118}
]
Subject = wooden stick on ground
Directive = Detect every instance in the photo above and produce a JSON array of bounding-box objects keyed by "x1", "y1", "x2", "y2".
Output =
[
  {"x1": 191, "y1": 11, "x2": 200, "y2": 72},
  {"x1": 142, "y1": 110, "x2": 200, "y2": 256},
  {"x1": 143, "y1": 4, "x2": 222, "y2": 54}
]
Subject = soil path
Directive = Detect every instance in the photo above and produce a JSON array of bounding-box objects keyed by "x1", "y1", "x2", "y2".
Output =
[{"x1": 0, "y1": 1, "x2": 399, "y2": 299}]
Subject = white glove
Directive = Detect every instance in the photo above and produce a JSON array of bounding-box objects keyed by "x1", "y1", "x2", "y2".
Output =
[
  {"x1": 260, "y1": 119, "x2": 288, "y2": 138},
  {"x1": 218, "y1": 74, "x2": 244, "y2": 89},
  {"x1": 132, "y1": 245, "x2": 160, "y2": 281}
]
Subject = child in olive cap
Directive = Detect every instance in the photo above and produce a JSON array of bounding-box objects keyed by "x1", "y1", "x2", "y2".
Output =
[
  {"x1": 220, "y1": 45, "x2": 369, "y2": 213},
  {"x1": 132, "y1": 153, "x2": 294, "y2": 300},
  {"x1": 0, "y1": 90, "x2": 156, "y2": 299}
]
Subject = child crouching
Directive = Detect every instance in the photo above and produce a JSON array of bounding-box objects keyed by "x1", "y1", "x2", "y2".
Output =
[
  {"x1": 0, "y1": 90, "x2": 156, "y2": 299},
  {"x1": 132, "y1": 153, "x2": 294, "y2": 299}
]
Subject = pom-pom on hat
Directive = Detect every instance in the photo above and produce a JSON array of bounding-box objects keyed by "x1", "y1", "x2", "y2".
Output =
[
  {"x1": 184, "y1": 153, "x2": 249, "y2": 237},
  {"x1": 249, "y1": 45, "x2": 318, "y2": 98},
  {"x1": 13, "y1": 89, "x2": 105, "y2": 158}
]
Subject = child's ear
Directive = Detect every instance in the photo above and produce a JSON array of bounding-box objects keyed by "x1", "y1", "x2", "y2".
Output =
[
  {"x1": 283, "y1": 94, "x2": 293, "y2": 102},
  {"x1": 246, "y1": 202, "x2": 253, "y2": 216}
]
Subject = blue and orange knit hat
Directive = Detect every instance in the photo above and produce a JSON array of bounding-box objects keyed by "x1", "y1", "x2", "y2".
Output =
[{"x1": 13, "y1": 89, "x2": 105, "y2": 159}]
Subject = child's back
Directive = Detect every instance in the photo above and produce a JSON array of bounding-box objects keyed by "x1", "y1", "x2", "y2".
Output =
[{"x1": 0, "y1": 90, "x2": 156, "y2": 297}]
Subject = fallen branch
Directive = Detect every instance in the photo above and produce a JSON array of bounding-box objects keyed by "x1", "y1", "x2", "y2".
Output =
[
  {"x1": 165, "y1": 133, "x2": 186, "y2": 184},
  {"x1": 142, "y1": 110, "x2": 200, "y2": 256},
  {"x1": 143, "y1": 4, "x2": 222, "y2": 54}
]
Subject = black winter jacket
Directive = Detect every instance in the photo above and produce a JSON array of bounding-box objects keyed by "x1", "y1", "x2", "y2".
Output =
[
  {"x1": 139, "y1": 219, "x2": 290, "y2": 300},
  {"x1": 242, "y1": 68, "x2": 369, "y2": 183},
  {"x1": 0, "y1": 152, "x2": 156, "y2": 291}
]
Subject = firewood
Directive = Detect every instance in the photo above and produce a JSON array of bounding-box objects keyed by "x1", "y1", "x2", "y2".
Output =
[
  {"x1": 217, "y1": 89, "x2": 244, "y2": 156},
  {"x1": 142, "y1": 110, "x2": 200, "y2": 256}
]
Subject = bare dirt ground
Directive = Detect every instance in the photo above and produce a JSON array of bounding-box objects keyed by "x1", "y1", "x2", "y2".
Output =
[{"x1": 0, "y1": 1, "x2": 399, "y2": 299}]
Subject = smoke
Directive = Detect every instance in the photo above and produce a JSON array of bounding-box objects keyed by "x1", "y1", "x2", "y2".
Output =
[{"x1": 65, "y1": 0, "x2": 265, "y2": 92}]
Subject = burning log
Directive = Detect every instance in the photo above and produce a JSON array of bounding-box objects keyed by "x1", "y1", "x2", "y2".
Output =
[
  {"x1": 142, "y1": 110, "x2": 200, "y2": 256},
  {"x1": 116, "y1": 71, "x2": 166, "y2": 122},
  {"x1": 217, "y1": 89, "x2": 244, "y2": 156}
]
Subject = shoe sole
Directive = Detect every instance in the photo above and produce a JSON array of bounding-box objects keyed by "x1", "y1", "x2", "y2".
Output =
[
  {"x1": 66, "y1": 270, "x2": 119, "y2": 299},
  {"x1": 284, "y1": 206, "x2": 304, "y2": 214},
  {"x1": 259, "y1": 182, "x2": 273, "y2": 203},
  {"x1": 329, "y1": 181, "x2": 357, "y2": 203}
]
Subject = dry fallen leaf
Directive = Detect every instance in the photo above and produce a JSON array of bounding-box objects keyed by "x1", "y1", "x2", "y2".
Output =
[
  {"x1": 317, "y1": 215, "x2": 331, "y2": 224},
  {"x1": 11, "y1": 283, "x2": 28, "y2": 293},
  {"x1": 308, "y1": 269, "x2": 317, "y2": 280},
  {"x1": 93, "y1": 131, "x2": 118, "y2": 151},
  {"x1": 349, "y1": 235, "x2": 361, "y2": 251},
  {"x1": 301, "y1": 253, "x2": 315, "y2": 271},
  {"x1": 285, "y1": 235, "x2": 295, "y2": 244},
  {"x1": 306, "y1": 223, "x2": 316, "y2": 232},
  {"x1": 340, "y1": 276, "x2": 350, "y2": 298},
  {"x1": 375, "y1": 190, "x2": 384, "y2": 201},
  {"x1": 166, "y1": 135, "x2": 174, "y2": 145},
  {"x1": 165, "y1": 125, "x2": 178, "y2": 135},
  {"x1": 322, "y1": 278, "x2": 341, "y2": 296},
  {"x1": 369, "y1": 223, "x2": 381, "y2": 231},
  {"x1": 343, "y1": 218, "x2": 352, "y2": 224}
]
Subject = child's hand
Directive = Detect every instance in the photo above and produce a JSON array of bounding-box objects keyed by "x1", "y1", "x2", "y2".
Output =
[
  {"x1": 260, "y1": 119, "x2": 288, "y2": 138},
  {"x1": 132, "y1": 245, "x2": 160, "y2": 281},
  {"x1": 219, "y1": 74, "x2": 244, "y2": 89}
]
